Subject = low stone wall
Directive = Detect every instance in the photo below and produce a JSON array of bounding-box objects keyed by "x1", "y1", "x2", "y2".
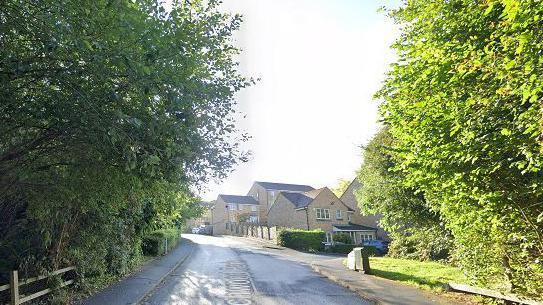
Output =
[{"x1": 224, "y1": 222, "x2": 279, "y2": 244}]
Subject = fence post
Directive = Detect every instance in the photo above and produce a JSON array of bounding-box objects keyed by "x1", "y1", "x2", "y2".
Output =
[
  {"x1": 10, "y1": 270, "x2": 19, "y2": 305},
  {"x1": 164, "y1": 238, "x2": 168, "y2": 255}
]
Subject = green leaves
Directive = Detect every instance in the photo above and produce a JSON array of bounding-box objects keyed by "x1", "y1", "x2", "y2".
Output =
[
  {"x1": 0, "y1": 0, "x2": 249, "y2": 290},
  {"x1": 377, "y1": 0, "x2": 543, "y2": 297}
]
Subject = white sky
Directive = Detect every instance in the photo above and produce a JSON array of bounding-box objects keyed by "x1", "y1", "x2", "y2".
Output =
[{"x1": 201, "y1": 0, "x2": 399, "y2": 200}]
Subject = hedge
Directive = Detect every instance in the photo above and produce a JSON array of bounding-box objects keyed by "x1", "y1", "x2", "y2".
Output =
[
  {"x1": 333, "y1": 233, "x2": 353, "y2": 244},
  {"x1": 327, "y1": 244, "x2": 379, "y2": 256},
  {"x1": 277, "y1": 229, "x2": 325, "y2": 252},
  {"x1": 142, "y1": 229, "x2": 181, "y2": 256}
]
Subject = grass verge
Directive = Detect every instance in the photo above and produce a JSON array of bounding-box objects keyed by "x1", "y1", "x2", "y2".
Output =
[{"x1": 368, "y1": 257, "x2": 466, "y2": 292}]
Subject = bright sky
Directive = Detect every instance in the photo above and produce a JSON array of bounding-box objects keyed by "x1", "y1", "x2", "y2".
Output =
[{"x1": 201, "y1": 0, "x2": 399, "y2": 201}]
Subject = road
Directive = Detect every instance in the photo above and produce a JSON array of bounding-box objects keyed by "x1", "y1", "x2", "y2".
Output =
[{"x1": 141, "y1": 234, "x2": 370, "y2": 305}]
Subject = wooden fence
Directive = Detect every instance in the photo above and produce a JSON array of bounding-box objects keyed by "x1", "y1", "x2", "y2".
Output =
[{"x1": 0, "y1": 267, "x2": 75, "y2": 305}]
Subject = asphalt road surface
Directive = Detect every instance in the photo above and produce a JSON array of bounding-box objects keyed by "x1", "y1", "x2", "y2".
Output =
[{"x1": 141, "y1": 234, "x2": 370, "y2": 305}]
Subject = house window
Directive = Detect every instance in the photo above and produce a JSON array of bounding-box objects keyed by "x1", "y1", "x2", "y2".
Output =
[
  {"x1": 268, "y1": 191, "x2": 276, "y2": 205},
  {"x1": 249, "y1": 215, "x2": 258, "y2": 223},
  {"x1": 229, "y1": 204, "x2": 235, "y2": 210},
  {"x1": 316, "y1": 208, "x2": 330, "y2": 220},
  {"x1": 336, "y1": 210, "x2": 342, "y2": 220},
  {"x1": 251, "y1": 205, "x2": 257, "y2": 212},
  {"x1": 347, "y1": 212, "x2": 352, "y2": 222},
  {"x1": 230, "y1": 215, "x2": 235, "y2": 222},
  {"x1": 361, "y1": 234, "x2": 374, "y2": 241}
]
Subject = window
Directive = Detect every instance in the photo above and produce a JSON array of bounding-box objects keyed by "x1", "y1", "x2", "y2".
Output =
[
  {"x1": 251, "y1": 205, "x2": 257, "y2": 212},
  {"x1": 336, "y1": 210, "x2": 342, "y2": 220},
  {"x1": 230, "y1": 215, "x2": 235, "y2": 222},
  {"x1": 268, "y1": 191, "x2": 276, "y2": 205},
  {"x1": 249, "y1": 215, "x2": 258, "y2": 223},
  {"x1": 229, "y1": 204, "x2": 235, "y2": 210},
  {"x1": 361, "y1": 234, "x2": 374, "y2": 241},
  {"x1": 238, "y1": 204, "x2": 243, "y2": 211},
  {"x1": 347, "y1": 212, "x2": 352, "y2": 222},
  {"x1": 316, "y1": 208, "x2": 330, "y2": 220}
]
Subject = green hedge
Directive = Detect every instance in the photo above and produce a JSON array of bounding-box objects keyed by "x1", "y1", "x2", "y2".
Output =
[
  {"x1": 277, "y1": 229, "x2": 325, "y2": 252},
  {"x1": 142, "y1": 229, "x2": 181, "y2": 256},
  {"x1": 333, "y1": 233, "x2": 353, "y2": 244},
  {"x1": 327, "y1": 244, "x2": 379, "y2": 256}
]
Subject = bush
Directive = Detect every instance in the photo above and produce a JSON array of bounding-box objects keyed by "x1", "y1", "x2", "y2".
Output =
[
  {"x1": 387, "y1": 228, "x2": 453, "y2": 262},
  {"x1": 327, "y1": 244, "x2": 356, "y2": 254},
  {"x1": 142, "y1": 229, "x2": 181, "y2": 256},
  {"x1": 332, "y1": 233, "x2": 352, "y2": 244},
  {"x1": 327, "y1": 244, "x2": 379, "y2": 256},
  {"x1": 277, "y1": 229, "x2": 325, "y2": 252}
]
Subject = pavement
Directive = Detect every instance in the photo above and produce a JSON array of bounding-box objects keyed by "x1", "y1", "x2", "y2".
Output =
[
  {"x1": 82, "y1": 238, "x2": 195, "y2": 305},
  {"x1": 310, "y1": 258, "x2": 463, "y2": 305},
  {"x1": 81, "y1": 234, "x2": 465, "y2": 305}
]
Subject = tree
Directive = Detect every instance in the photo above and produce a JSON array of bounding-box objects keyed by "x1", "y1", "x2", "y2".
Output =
[
  {"x1": 0, "y1": 0, "x2": 251, "y2": 291},
  {"x1": 377, "y1": 0, "x2": 543, "y2": 297},
  {"x1": 332, "y1": 178, "x2": 351, "y2": 197},
  {"x1": 356, "y1": 128, "x2": 452, "y2": 261}
]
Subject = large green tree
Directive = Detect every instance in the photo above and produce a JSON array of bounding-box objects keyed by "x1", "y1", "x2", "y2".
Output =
[
  {"x1": 0, "y1": 0, "x2": 250, "y2": 289},
  {"x1": 356, "y1": 128, "x2": 452, "y2": 261},
  {"x1": 378, "y1": 0, "x2": 543, "y2": 297}
]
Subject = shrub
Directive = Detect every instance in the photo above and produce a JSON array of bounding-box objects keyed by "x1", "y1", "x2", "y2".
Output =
[
  {"x1": 332, "y1": 233, "x2": 352, "y2": 244},
  {"x1": 142, "y1": 229, "x2": 181, "y2": 256},
  {"x1": 277, "y1": 229, "x2": 325, "y2": 252},
  {"x1": 327, "y1": 244, "x2": 356, "y2": 254},
  {"x1": 387, "y1": 228, "x2": 453, "y2": 262},
  {"x1": 327, "y1": 244, "x2": 379, "y2": 256}
]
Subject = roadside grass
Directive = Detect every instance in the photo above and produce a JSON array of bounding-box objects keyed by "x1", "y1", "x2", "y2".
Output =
[{"x1": 368, "y1": 257, "x2": 466, "y2": 292}]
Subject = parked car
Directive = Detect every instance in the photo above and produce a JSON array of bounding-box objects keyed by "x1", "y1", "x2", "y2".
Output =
[{"x1": 362, "y1": 239, "x2": 389, "y2": 254}]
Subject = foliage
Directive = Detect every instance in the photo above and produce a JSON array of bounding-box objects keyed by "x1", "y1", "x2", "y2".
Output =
[
  {"x1": 356, "y1": 128, "x2": 454, "y2": 261},
  {"x1": 327, "y1": 244, "x2": 356, "y2": 254},
  {"x1": 332, "y1": 178, "x2": 351, "y2": 197},
  {"x1": 387, "y1": 229, "x2": 454, "y2": 262},
  {"x1": 142, "y1": 229, "x2": 181, "y2": 256},
  {"x1": 332, "y1": 232, "x2": 353, "y2": 244},
  {"x1": 327, "y1": 244, "x2": 379, "y2": 256},
  {"x1": 277, "y1": 229, "x2": 325, "y2": 252},
  {"x1": 0, "y1": 0, "x2": 249, "y2": 294},
  {"x1": 377, "y1": 0, "x2": 543, "y2": 297},
  {"x1": 369, "y1": 257, "x2": 467, "y2": 292}
]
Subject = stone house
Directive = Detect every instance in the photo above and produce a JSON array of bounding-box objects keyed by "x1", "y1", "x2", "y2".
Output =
[
  {"x1": 340, "y1": 178, "x2": 390, "y2": 241},
  {"x1": 267, "y1": 186, "x2": 377, "y2": 244},
  {"x1": 246, "y1": 181, "x2": 315, "y2": 223},
  {"x1": 211, "y1": 194, "x2": 260, "y2": 235}
]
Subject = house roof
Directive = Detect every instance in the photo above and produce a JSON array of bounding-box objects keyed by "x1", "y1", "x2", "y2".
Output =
[
  {"x1": 255, "y1": 181, "x2": 315, "y2": 192},
  {"x1": 279, "y1": 187, "x2": 355, "y2": 212},
  {"x1": 339, "y1": 178, "x2": 362, "y2": 210},
  {"x1": 218, "y1": 195, "x2": 258, "y2": 205},
  {"x1": 333, "y1": 223, "x2": 377, "y2": 232},
  {"x1": 280, "y1": 192, "x2": 314, "y2": 209}
]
